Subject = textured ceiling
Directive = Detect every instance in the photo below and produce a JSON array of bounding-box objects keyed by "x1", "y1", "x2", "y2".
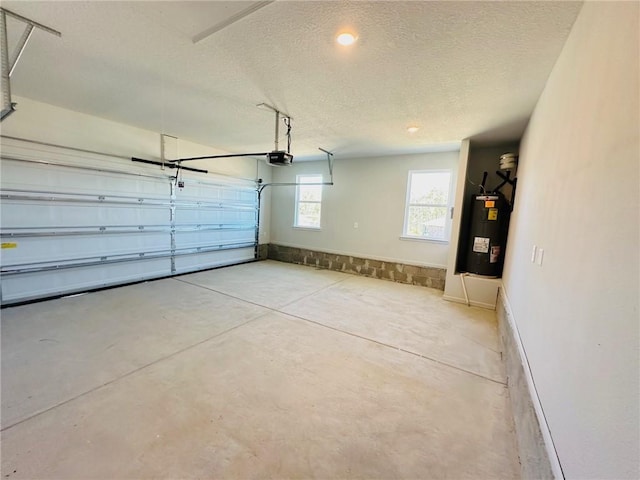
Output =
[{"x1": 2, "y1": 1, "x2": 582, "y2": 160}]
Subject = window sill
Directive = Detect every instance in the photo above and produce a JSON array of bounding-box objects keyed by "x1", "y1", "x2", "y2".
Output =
[
  {"x1": 293, "y1": 226, "x2": 322, "y2": 231},
  {"x1": 399, "y1": 235, "x2": 448, "y2": 245}
]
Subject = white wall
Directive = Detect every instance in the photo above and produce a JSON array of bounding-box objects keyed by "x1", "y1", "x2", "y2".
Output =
[
  {"x1": 1, "y1": 96, "x2": 271, "y2": 243},
  {"x1": 502, "y1": 3, "x2": 639, "y2": 478},
  {"x1": 269, "y1": 151, "x2": 458, "y2": 268}
]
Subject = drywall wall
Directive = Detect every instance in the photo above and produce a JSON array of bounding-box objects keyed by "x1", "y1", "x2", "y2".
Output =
[
  {"x1": 1, "y1": 96, "x2": 271, "y2": 244},
  {"x1": 269, "y1": 151, "x2": 459, "y2": 268},
  {"x1": 502, "y1": 2, "x2": 639, "y2": 478}
]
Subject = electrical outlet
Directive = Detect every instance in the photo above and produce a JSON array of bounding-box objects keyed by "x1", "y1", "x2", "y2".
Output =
[
  {"x1": 353, "y1": 222, "x2": 359, "y2": 229},
  {"x1": 537, "y1": 248, "x2": 544, "y2": 266},
  {"x1": 531, "y1": 245, "x2": 537, "y2": 263}
]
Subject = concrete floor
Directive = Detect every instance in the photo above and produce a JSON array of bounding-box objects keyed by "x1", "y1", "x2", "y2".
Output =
[{"x1": 1, "y1": 260, "x2": 520, "y2": 479}]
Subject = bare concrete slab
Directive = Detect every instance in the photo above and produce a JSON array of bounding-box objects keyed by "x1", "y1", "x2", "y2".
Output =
[
  {"x1": 180, "y1": 260, "x2": 349, "y2": 309},
  {"x1": 1, "y1": 260, "x2": 520, "y2": 479},
  {"x1": 1, "y1": 278, "x2": 269, "y2": 428},
  {"x1": 282, "y1": 274, "x2": 504, "y2": 383}
]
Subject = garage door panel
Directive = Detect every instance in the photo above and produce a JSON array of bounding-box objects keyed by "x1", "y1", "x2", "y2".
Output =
[
  {"x1": 173, "y1": 247, "x2": 254, "y2": 275},
  {"x1": 1, "y1": 139, "x2": 259, "y2": 305},
  {"x1": 174, "y1": 229, "x2": 255, "y2": 250},
  {"x1": 175, "y1": 184, "x2": 256, "y2": 204},
  {"x1": 1, "y1": 201, "x2": 169, "y2": 228},
  {"x1": 1, "y1": 258, "x2": 171, "y2": 304},
  {"x1": 174, "y1": 207, "x2": 256, "y2": 226},
  {"x1": 2, "y1": 159, "x2": 170, "y2": 198},
  {"x1": 1, "y1": 232, "x2": 170, "y2": 266}
]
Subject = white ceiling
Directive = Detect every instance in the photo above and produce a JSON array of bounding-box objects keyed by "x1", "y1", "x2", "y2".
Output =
[{"x1": 2, "y1": 1, "x2": 582, "y2": 160}]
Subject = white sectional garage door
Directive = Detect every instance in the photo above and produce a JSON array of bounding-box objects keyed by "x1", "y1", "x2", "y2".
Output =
[{"x1": 0, "y1": 138, "x2": 258, "y2": 305}]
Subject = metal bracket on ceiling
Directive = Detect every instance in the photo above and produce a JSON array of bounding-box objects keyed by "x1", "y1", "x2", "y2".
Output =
[
  {"x1": 319, "y1": 147, "x2": 334, "y2": 183},
  {"x1": 1, "y1": 7, "x2": 61, "y2": 121},
  {"x1": 257, "y1": 147, "x2": 335, "y2": 195},
  {"x1": 256, "y1": 102, "x2": 292, "y2": 153}
]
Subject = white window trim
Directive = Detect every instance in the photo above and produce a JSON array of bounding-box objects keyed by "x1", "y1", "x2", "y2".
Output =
[
  {"x1": 399, "y1": 235, "x2": 449, "y2": 244},
  {"x1": 402, "y1": 169, "x2": 454, "y2": 243},
  {"x1": 294, "y1": 174, "x2": 323, "y2": 229},
  {"x1": 293, "y1": 226, "x2": 323, "y2": 231}
]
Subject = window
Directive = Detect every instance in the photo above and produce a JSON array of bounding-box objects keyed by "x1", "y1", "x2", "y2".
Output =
[
  {"x1": 403, "y1": 170, "x2": 453, "y2": 241},
  {"x1": 295, "y1": 174, "x2": 323, "y2": 228}
]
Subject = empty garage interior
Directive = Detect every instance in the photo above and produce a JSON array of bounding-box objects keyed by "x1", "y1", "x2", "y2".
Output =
[{"x1": 0, "y1": 1, "x2": 638, "y2": 479}]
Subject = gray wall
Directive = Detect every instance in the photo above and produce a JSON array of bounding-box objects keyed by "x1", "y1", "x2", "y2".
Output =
[
  {"x1": 502, "y1": 3, "x2": 639, "y2": 478},
  {"x1": 269, "y1": 151, "x2": 459, "y2": 269}
]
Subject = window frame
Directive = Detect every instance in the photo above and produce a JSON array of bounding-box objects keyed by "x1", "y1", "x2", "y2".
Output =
[
  {"x1": 402, "y1": 169, "x2": 454, "y2": 243},
  {"x1": 294, "y1": 173, "x2": 323, "y2": 229}
]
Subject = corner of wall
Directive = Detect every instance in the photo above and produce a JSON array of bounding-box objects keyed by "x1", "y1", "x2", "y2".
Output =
[
  {"x1": 257, "y1": 244, "x2": 269, "y2": 260},
  {"x1": 497, "y1": 285, "x2": 563, "y2": 479}
]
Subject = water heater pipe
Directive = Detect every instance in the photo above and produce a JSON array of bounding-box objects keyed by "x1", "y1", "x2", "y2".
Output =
[{"x1": 460, "y1": 273, "x2": 470, "y2": 307}]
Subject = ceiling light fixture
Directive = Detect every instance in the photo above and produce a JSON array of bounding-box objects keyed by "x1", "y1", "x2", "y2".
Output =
[
  {"x1": 407, "y1": 126, "x2": 420, "y2": 134},
  {"x1": 336, "y1": 32, "x2": 357, "y2": 46}
]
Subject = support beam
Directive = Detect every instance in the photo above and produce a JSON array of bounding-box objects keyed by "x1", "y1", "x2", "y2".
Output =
[
  {"x1": 9, "y1": 23, "x2": 33, "y2": 77},
  {"x1": 0, "y1": 7, "x2": 61, "y2": 121},
  {"x1": 0, "y1": 8, "x2": 62, "y2": 38},
  {"x1": 169, "y1": 152, "x2": 267, "y2": 163},
  {"x1": 1, "y1": 10, "x2": 13, "y2": 120},
  {"x1": 192, "y1": 1, "x2": 274, "y2": 44}
]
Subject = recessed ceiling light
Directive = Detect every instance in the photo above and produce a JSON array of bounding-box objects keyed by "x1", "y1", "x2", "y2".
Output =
[
  {"x1": 407, "y1": 126, "x2": 420, "y2": 134},
  {"x1": 336, "y1": 32, "x2": 357, "y2": 46}
]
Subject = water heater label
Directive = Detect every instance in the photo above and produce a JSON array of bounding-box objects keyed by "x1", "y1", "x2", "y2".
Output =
[
  {"x1": 484, "y1": 200, "x2": 495, "y2": 208},
  {"x1": 473, "y1": 237, "x2": 490, "y2": 253},
  {"x1": 1, "y1": 242, "x2": 17, "y2": 249},
  {"x1": 488, "y1": 208, "x2": 498, "y2": 220},
  {"x1": 490, "y1": 246, "x2": 501, "y2": 263}
]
